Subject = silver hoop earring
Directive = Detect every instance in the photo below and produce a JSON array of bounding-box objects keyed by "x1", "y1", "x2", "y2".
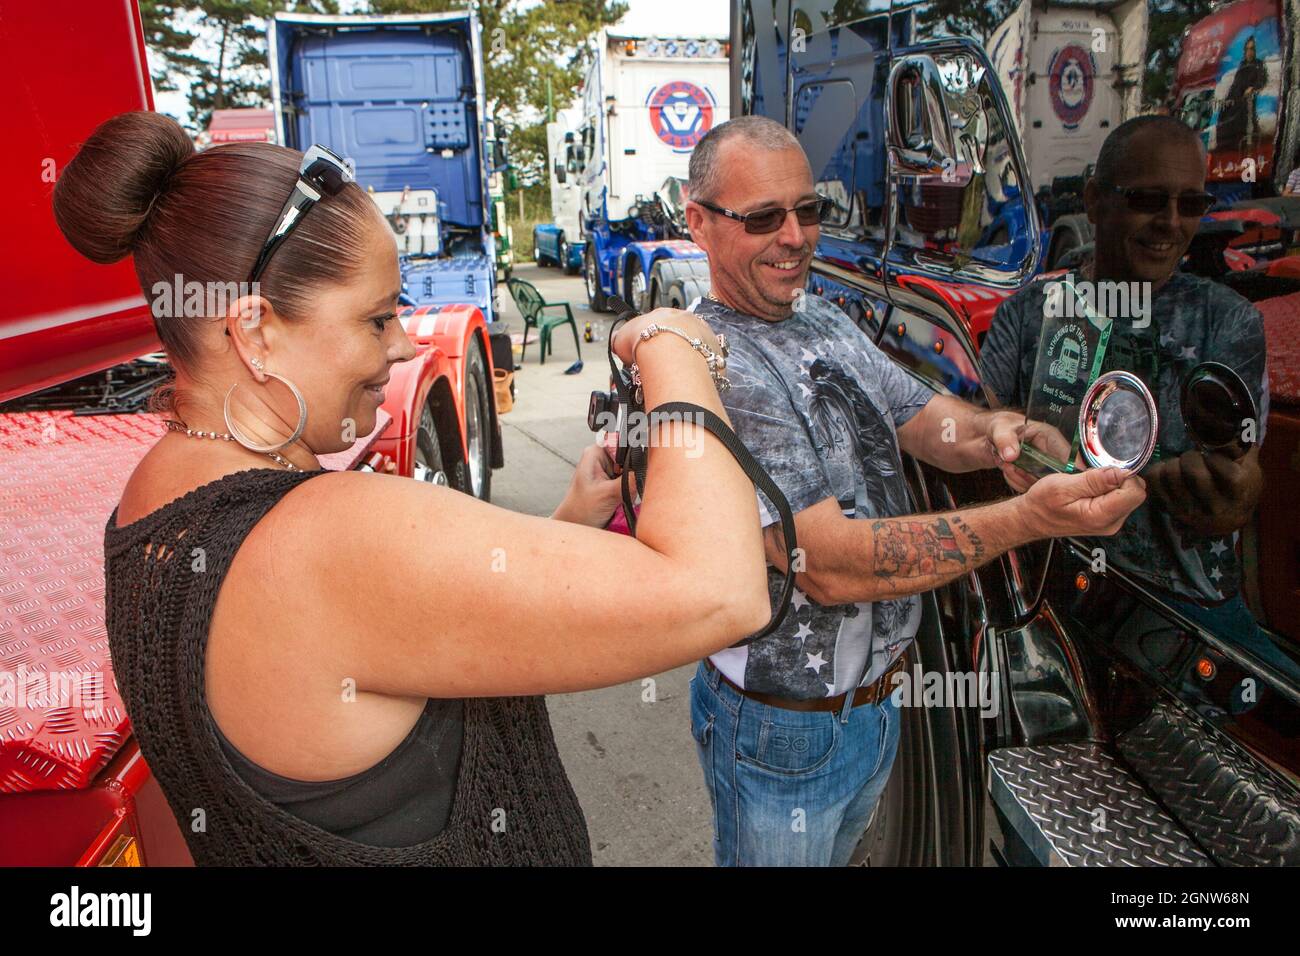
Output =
[{"x1": 223, "y1": 371, "x2": 308, "y2": 454}]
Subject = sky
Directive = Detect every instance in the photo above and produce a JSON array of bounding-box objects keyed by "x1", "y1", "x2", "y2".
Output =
[{"x1": 153, "y1": 0, "x2": 731, "y2": 126}]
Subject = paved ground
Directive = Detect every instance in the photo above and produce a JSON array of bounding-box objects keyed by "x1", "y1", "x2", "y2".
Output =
[{"x1": 493, "y1": 263, "x2": 715, "y2": 867}]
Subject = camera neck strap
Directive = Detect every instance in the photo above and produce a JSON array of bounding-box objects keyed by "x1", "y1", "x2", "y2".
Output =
[{"x1": 605, "y1": 297, "x2": 798, "y2": 645}]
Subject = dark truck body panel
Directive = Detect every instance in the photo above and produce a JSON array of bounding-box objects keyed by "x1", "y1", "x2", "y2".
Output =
[{"x1": 732, "y1": 0, "x2": 1300, "y2": 867}]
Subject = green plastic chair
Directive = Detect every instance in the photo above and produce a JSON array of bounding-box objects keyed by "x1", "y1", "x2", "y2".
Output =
[{"x1": 507, "y1": 277, "x2": 582, "y2": 365}]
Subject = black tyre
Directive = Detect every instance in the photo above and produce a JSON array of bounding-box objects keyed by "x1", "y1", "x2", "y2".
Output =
[
  {"x1": 625, "y1": 259, "x2": 648, "y2": 312},
  {"x1": 413, "y1": 403, "x2": 450, "y2": 489},
  {"x1": 585, "y1": 243, "x2": 610, "y2": 312},
  {"x1": 851, "y1": 699, "x2": 938, "y2": 865},
  {"x1": 666, "y1": 279, "x2": 687, "y2": 310},
  {"x1": 1048, "y1": 214, "x2": 1093, "y2": 270},
  {"x1": 1050, "y1": 231, "x2": 1080, "y2": 271},
  {"x1": 558, "y1": 236, "x2": 575, "y2": 275},
  {"x1": 447, "y1": 343, "x2": 493, "y2": 501},
  {"x1": 850, "y1": 599, "x2": 975, "y2": 866}
]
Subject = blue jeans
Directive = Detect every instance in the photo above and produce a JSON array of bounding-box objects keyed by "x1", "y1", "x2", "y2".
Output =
[{"x1": 689, "y1": 660, "x2": 902, "y2": 867}]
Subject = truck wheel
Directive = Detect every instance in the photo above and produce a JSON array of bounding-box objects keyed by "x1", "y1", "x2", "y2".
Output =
[
  {"x1": 413, "y1": 404, "x2": 450, "y2": 488},
  {"x1": 667, "y1": 276, "x2": 708, "y2": 309},
  {"x1": 850, "y1": 600, "x2": 975, "y2": 867},
  {"x1": 625, "y1": 259, "x2": 648, "y2": 312},
  {"x1": 851, "y1": 699, "x2": 939, "y2": 865},
  {"x1": 448, "y1": 343, "x2": 493, "y2": 502},
  {"x1": 585, "y1": 244, "x2": 610, "y2": 312},
  {"x1": 666, "y1": 279, "x2": 687, "y2": 309},
  {"x1": 1049, "y1": 214, "x2": 1094, "y2": 270},
  {"x1": 646, "y1": 280, "x2": 661, "y2": 310},
  {"x1": 558, "y1": 236, "x2": 573, "y2": 275}
]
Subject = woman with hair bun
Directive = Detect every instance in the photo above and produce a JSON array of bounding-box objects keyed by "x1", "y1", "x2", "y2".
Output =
[{"x1": 57, "y1": 111, "x2": 769, "y2": 866}]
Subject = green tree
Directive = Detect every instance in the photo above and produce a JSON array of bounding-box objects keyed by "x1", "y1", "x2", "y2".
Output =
[
  {"x1": 139, "y1": 1, "x2": 199, "y2": 101},
  {"x1": 912, "y1": 0, "x2": 1020, "y2": 46},
  {"x1": 143, "y1": 0, "x2": 338, "y2": 131}
]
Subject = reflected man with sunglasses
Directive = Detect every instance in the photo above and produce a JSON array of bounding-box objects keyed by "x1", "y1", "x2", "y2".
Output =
[
  {"x1": 981, "y1": 116, "x2": 1269, "y2": 629},
  {"x1": 680, "y1": 117, "x2": 1146, "y2": 866}
]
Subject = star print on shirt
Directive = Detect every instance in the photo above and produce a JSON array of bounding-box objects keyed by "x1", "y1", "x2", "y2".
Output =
[
  {"x1": 1210, "y1": 540, "x2": 1228, "y2": 556},
  {"x1": 790, "y1": 589, "x2": 810, "y2": 612},
  {"x1": 798, "y1": 382, "x2": 813, "y2": 399},
  {"x1": 1180, "y1": 346, "x2": 1197, "y2": 360},
  {"x1": 794, "y1": 622, "x2": 813, "y2": 644},
  {"x1": 806, "y1": 651, "x2": 828, "y2": 674}
]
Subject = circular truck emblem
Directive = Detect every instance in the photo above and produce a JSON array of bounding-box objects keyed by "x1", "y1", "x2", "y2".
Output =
[
  {"x1": 1048, "y1": 43, "x2": 1095, "y2": 130},
  {"x1": 648, "y1": 80, "x2": 715, "y2": 151}
]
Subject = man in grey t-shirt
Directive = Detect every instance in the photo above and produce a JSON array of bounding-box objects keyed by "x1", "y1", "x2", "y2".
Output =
[
  {"x1": 679, "y1": 116, "x2": 1146, "y2": 867},
  {"x1": 981, "y1": 116, "x2": 1268, "y2": 616}
]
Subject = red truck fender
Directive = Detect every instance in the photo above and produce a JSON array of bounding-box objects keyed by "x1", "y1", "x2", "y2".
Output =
[
  {"x1": 376, "y1": 304, "x2": 501, "y2": 476},
  {"x1": 895, "y1": 273, "x2": 1010, "y2": 351}
]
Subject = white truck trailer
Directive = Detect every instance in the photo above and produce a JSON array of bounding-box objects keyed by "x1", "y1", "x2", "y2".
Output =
[
  {"x1": 534, "y1": 106, "x2": 586, "y2": 274},
  {"x1": 987, "y1": 0, "x2": 1148, "y2": 267},
  {"x1": 574, "y1": 29, "x2": 730, "y2": 311}
]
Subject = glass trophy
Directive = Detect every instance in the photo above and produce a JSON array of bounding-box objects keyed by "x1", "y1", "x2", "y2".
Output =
[{"x1": 1017, "y1": 275, "x2": 1115, "y2": 477}]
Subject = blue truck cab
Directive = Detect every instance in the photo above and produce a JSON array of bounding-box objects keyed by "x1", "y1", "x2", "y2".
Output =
[{"x1": 269, "y1": 12, "x2": 506, "y2": 324}]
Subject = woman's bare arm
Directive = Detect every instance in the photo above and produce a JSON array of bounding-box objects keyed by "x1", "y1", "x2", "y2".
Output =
[{"x1": 274, "y1": 309, "x2": 771, "y2": 698}]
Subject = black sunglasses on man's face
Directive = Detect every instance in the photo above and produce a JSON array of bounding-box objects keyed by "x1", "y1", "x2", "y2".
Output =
[
  {"x1": 696, "y1": 197, "x2": 831, "y2": 235},
  {"x1": 1106, "y1": 184, "x2": 1216, "y2": 219}
]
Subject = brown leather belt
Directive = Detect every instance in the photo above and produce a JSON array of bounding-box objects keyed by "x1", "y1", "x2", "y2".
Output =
[{"x1": 704, "y1": 652, "x2": 909, "y2": 713}]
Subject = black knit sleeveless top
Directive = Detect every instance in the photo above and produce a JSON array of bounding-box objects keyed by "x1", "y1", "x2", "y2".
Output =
[{"x1": 103, "y1": 467, "x2": 592, "y2": 866}]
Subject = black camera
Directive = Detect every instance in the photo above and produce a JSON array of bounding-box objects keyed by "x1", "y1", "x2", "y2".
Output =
[
  {"x1": 588, "y1": 387, "x2": 629, "y2": 467},
  {"x1": 589, "y1": 296, "x2": 642, "y2": 469}
]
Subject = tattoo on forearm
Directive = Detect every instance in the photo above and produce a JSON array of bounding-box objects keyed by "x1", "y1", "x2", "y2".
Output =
[
  {"x1": 950, "y1": 514, "x2": 986, "y2": 562},
  {"x1": 871, "y1": 514, "x2": 985, "y2": 581},
  {"x1": 871, "y1": 517, "x2": 965, "y2": 578}
]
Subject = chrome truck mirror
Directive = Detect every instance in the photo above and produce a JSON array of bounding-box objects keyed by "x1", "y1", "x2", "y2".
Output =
[
  {"x1": 1181, "y1": 361, "x2": 1257, "y2": 454},
  {"x1": 886, "y1": 54, "x2": 970, "y2": 186}
]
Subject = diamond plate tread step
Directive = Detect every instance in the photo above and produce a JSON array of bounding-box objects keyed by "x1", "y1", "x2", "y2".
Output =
[
  {"x1": 988, "y1": 742, "x2": 1211, "y2": 866},
  {"x1": 0, "y1": 410, "x2": 389, "y2": 793},
  {"x1": 1117, "y1": 699, "x2": 1300, "y2": 866}
]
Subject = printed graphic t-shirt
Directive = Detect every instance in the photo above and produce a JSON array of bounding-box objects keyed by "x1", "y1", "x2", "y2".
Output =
[{"x1": 690, "y1": 293, "x2": 934, "y2": 700}]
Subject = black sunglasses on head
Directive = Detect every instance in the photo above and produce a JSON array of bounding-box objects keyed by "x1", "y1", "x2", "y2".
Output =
[
  {"x1": 696, "y1": 197, "x2": 831, "y2": 234},
  {"x1": 247, "y1": 144, "x2": 354, "y2": 285},
  {"x1": 1106, "y1": 184, "x2": 1216, "y2": 218}
]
